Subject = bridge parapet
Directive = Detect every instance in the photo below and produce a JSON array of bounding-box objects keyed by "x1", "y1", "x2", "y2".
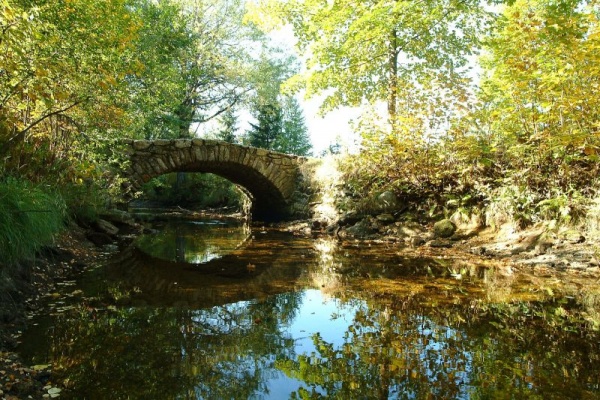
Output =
[{"x1": 124, "y1": 139, "x2": 311, "y2": 221}]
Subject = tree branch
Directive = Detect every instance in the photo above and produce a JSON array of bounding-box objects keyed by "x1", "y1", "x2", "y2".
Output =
[{"x1": 5, "y1": 100, "x2": 85, "y2": 147}]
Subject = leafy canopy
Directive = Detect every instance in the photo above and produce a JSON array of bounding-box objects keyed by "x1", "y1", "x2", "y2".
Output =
[{"x1": 247, "y1": 0, "x2": 491, "y2": 126}]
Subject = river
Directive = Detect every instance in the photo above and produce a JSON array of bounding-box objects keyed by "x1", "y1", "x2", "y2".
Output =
[{"x1": 18, "y1": 217, "x2": 600, "y2": 399}]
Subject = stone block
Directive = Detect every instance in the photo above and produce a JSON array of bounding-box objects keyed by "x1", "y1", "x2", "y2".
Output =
[
  {"x1": 256, "y1": 148, "x2": 269, "y2": 157},
  {"x1": 207, "y1": 146, "x2": 217, "y2": 161},
  {"x1": 181, "y1": 148, "x2": 192, "y2": 164},
  {"x1": 194, "y1": 146, "x2": 206, "y2": 161},
  {"x1": 167, "y1": 155, "x2": 177, "y2": 169},
  {"x1": 242, "y1": 150, "x2": 253, "y2": 165},
  {"x1": 220, "y1": 145, "x2": 230, "y2": 160},
  {"x1": 132, "y1": 163, "x2": 144, "y2": 174},
  {"x1": 150, "y1": 158, "x2": 163, "y2": 174},
  {"x1": 133, "y1": 140, "x2": 152, "y2": 150},
  {"x1": 156, "y1": 157, "x2": 168, "y2": 172},
  {"x1": 172, "y1": 152, "x2": 182, "y2": 166},
  {"x1": 174, "y1": 139, "x2": 192, "y2": 148}
]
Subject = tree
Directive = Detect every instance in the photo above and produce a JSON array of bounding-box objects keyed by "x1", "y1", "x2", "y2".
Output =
[
  {"x1": 124, "y1": 0, "x2": 193, "y2": 140},
  {"x1": 244, "y1": 52, "x2": 298, "y2": 150},
  {"x1": 0, "y1": 0, "x2": 140, "y2": 155},
  {"x1": 128, "y1": 0, "x2": 267, "y2": 140},
  {"x1": 468, "y1": 0, "x2": 600, "y2": 193},
  {"x1": 275, "y1": 96, "x2": 312, "y2": 156},
  {"x1": 247, "y1": 103, "x2": 283, "y2": 149},
  {"x1": 248, "y1": 0, "x2": 490, "y2": 131},
  {"x1": 478, "y1": 0, "x2": 600, "y2": 157},
  {"x1": 215, "y1": 108, "x2": 239, "y2": 143}
]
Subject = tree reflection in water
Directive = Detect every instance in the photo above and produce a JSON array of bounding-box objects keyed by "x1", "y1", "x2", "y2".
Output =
[
  {"x1": 276, "y1": 293, "x2": 600, "y2": 399},
  {"x1": 51, "y1": 291, "x2": 303, "y2": 399},
  {"x1": 47, "y1": 288, "x2": 600, "y2": 399},
  {"x1": 26, "y1": 225, "x2": 600, "y2": 399}
]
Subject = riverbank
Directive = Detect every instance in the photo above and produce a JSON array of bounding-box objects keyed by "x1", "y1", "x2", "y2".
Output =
[
  {"x1": 0, "y1": 224, "x2": 108, "y2": 399},
  {"x1": 279, "y1": 216, "x2": 600, "y2": 278}
]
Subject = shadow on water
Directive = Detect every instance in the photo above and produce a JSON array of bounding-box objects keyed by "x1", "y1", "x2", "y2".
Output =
[{"x1": 18, "y1": 218, "x2": 600, "y2": 399}]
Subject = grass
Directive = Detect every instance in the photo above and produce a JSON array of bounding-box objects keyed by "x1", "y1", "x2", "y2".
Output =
[{"x1": 0, "y1": 177, "x2": 67, "y2": 267}]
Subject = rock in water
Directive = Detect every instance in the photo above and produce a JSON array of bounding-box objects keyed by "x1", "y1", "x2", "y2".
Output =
[
  {"x1": 433, "y1": 219, "x2": 456, "y2": 238},
  {"x1": 375, "y1": 191, "x2": 400, "y2": 212}
]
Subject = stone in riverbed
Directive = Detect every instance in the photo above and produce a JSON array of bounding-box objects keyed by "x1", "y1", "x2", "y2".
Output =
[
  {"x1": 94, "y1": 219, "x2": 119, "y2": 236},
  {"x1": 86, "y1": 232, "x2": 114, "y2": 247},
  {"x1": 345, "y1": 218, "x2": 377, "y2": 239},
  {"x1": 433, "y1": 219, "x2": 456, "y2": 238},
  {"x1": 428, "y1": 239, "x2": 453, "y2": 248},
  {"x1": 375, "y1": 191, "x2": 401, "y2": 212},
  {"x1": 376, "y1": 213, "x2": 395, "y2": 224},
  {"x1": 99, "y1": 209, "x2": 136, "y2": 227},
  {"x1": 410, "y1": 236, "x2": 426, "y2": 247},
  {"x1": 561, "y1": 230, "x2": 585, "y2": 244}
]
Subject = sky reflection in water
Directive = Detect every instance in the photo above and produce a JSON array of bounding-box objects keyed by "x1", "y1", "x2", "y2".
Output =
[{"x1": 18, "y1": 220, "x2": 600, "y2": 399}]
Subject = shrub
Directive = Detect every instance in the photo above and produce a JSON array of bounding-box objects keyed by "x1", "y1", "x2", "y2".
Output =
[{"x1": 141, "y1": 172, "x2": 243, "y2": 209}]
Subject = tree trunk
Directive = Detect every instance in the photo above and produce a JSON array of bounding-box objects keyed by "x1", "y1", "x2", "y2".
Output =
[{"x1": 388, "y1": 28, "x2": 399, "y2": 131}]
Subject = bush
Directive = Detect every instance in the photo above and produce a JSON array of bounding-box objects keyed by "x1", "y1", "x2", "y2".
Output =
[
  {"x1": 141, "y1": 172, "x2": 243, "y2": 209},
  {"x1": 59, "y1": 182, "x2": 108, "y2": 226}
]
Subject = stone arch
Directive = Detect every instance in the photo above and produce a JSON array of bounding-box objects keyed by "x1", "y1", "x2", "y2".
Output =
[{"x1": 126, "y1": 139, "x2": 305, "y2": 221}]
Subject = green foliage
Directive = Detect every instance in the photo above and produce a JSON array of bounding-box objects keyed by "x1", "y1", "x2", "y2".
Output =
[
  {"x1": 248, "y1": 0, "x2": 490, "y2": 126},
  {"x1": 470, "y1": 0, "x2": 600, "y2": 193},
  {"x1": 247, "y1": 103, "x2": 283, "y2": 150},
  {"x1": 0, "y1": 0, "x2": 141, "y2": 150},
  {"x1": 338, "y1": 113, "x2": 489, "y2": 218},
  {"x1": 59, "y1": 182, "x2": 108, "y2": 225},
  {"x1": 141, "y1": 173, "x2": 243, "y2": 209},
  {"x1": 129, "y1": 0, "x2": 268, "y2": 139},
  {"x1": 214, "y1": 108, "x2": 239, "y2": 143},
  {"x1": 0, "y1": 177, "x2": 66, "y2": 266},
  {"x1": 275, "y1": 96, "x2": 312, "y2": 156}
]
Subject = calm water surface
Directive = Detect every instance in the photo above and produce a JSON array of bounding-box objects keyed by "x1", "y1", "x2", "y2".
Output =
[{"x1": 19, "y1": 219, "x2": 600, "y2": 399}]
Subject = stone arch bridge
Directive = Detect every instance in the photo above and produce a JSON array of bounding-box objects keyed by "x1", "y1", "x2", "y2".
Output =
[{"x1": 125, "y1": 139, "x2": 312, "y2": 221}]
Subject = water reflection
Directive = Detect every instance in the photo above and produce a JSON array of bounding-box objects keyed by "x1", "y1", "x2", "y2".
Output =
[
  {"x1": 134, "y1": 220, "x2": 250, "y2": 264},
  {"x1": 18, "y1": 221, "x2": 600, "y2": 399},
  {"x1": 39, "y1": 290, "x2": 600, "y2": 399}
]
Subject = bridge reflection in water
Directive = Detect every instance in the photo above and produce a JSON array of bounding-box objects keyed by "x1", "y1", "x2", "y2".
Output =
[
  {"x1": 17, "y1": 218, "x2": 600, "y2": 399},
  {"x1": 134, "y1": 219, "x2": 251, "y2": 264}
]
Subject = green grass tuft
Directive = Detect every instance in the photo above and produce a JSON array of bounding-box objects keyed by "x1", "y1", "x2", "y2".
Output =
[{"x1": 0, "y1": 177, "x2": 67, "y2": 267}]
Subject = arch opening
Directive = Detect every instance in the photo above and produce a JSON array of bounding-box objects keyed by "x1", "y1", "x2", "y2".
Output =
[{"x1": 126, "y1": 140, "x2": 303, "y2": 222}]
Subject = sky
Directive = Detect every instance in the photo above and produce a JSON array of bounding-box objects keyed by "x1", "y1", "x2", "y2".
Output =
[
  {"x1": 266, "y1": 28, "x2": 361, "y2": 155},
  {"x1": 294, "y1": 95, "x2": 361, "y2": 155}
]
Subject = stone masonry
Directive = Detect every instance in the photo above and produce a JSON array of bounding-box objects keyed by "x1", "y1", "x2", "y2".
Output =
[{"x1": 125, "y1": 139, "x2": 311, "y2": 221}]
